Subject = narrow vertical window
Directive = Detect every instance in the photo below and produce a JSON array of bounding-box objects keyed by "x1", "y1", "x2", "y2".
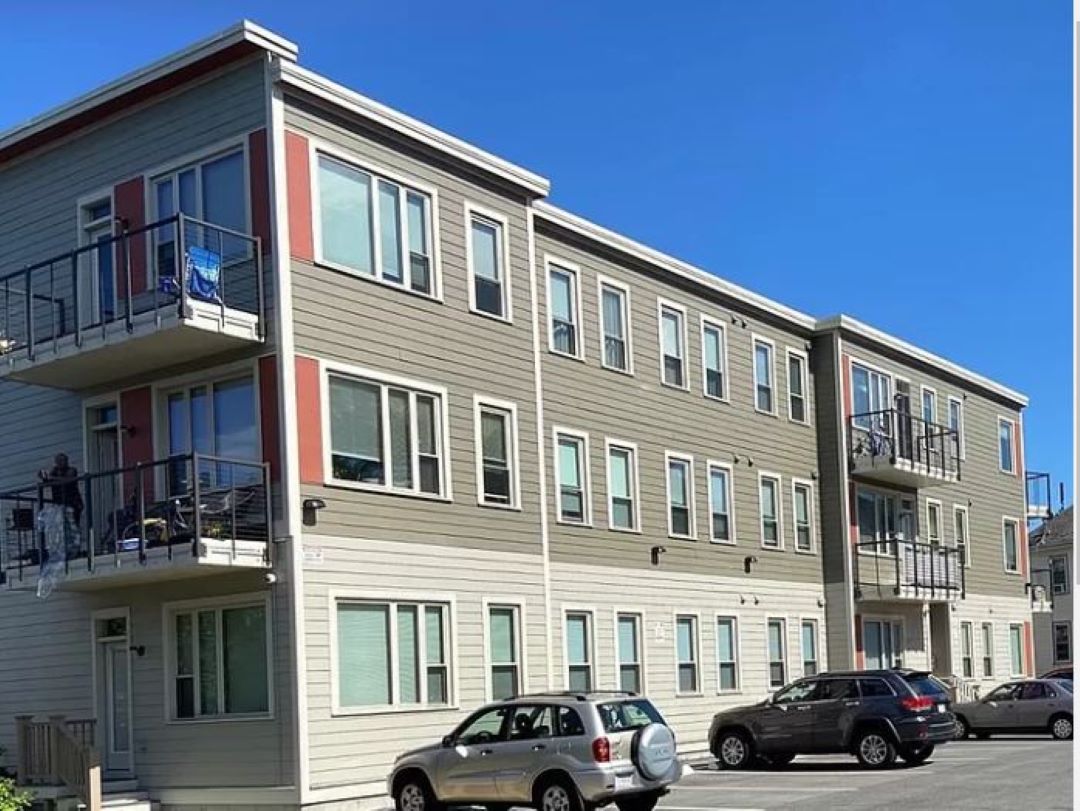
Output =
[
  {"x1": 469, "y1": 210, "x2": 507, "y2": 319},
  {"x1": 1009, "y1": 624, "x2": 1024, "y2": 675},
  {"x1": 488, "y1": 605, "x2": 521, "y2": 700},
  {"x1": 675, "y1": 616, "x2": 699, "y2": 693},
  {"x1": 922, "y1": 388, "x2": 937, "y2": 426},
  {"x1": 954, "y1": 506, "x2": 970, "y2": 567},
  {"x1": 753, "y1": 338, "x2": 775, "y2": 414},
  {"x1": 659, "y1": 303, "x2": 687, "y2": 388},
  {"x1": 555, "y1": 431, "x2": 589, "y2": 524},
  {"x1": 599, "y1": 280, "x2": 631, "y2": 373},
  {"x1": 716, "y1": 617, "x2": 739, "y2": 691},
  {"x1": 1050, "y1": 556, "x2": 1069, "y2": 595},
  {"x1": 981, "y1": 622, "x2": 994, "y2": 677},
  {"x1": 1053, "y1": 623, "x2": 1071, "y2": 664},
  {"x1": 960, "y1": 621, "x2": 974, "y2": 678},
  {"x1": 801, "y1": 620, "x2": 819, "y2": 676},
  {"x1": 927, "y1": 501, "x2": 942, "y2": 546},
  {"x1": 566, "y1": 612, "x2": 593, "y2": 691},
  {"x1": 617, "y1": 613, "x2": 642, "y2": 693},
  {"x1": 1002, "y1": 519, "x2": 1020, "y2": 573},
  {"x1": 998, "y1": 419, "x2": 1015, "y2": 473},
  {"x1": 702, "y1": 319, "x2": 727, "y2": 400},
  {"x1": 607, "y1": 443, "x2": 638, "y2": 531},
  {"x1": 425, "y1": 606, "x2": 449, "y2": 703},
  {"x1": 793, "y1": 482, "x2": 813, "y2": 552},
  {"x1": 666, "y1": 454, "x2": 695, "y2": 538},
  {"x1": 767, "y1": 618, "x2": 786, "y2": 688},
  {"x1": 548, "y1": 262, "x2": 580, "y2": 357},
  {"x1": 708, "y1": 463, "x2": 734, "y2": 543},
  {"x1": 948, "y1": 397, "x2": 965, "y2": 459},
  {"x1": 787, "y1": 350, "x2": 808, "y2": 423},
  {"x1": 476, "y1": 401, "x2": 517, "y2": 508},
  {"x1": 759, "y1": 475, "x2": 781, "y2": 548}
]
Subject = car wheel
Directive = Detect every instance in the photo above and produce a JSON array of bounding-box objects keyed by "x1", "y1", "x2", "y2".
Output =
[
  {"x1": 1050, "y1": 713, "x2": 1073, "y2": 741},
  {"x1": 854, "y1": 729, "x2": 897, "y2": 769},
  {"x1": 900, "y1": 743, "x2": 934, "y2": 765},
  {"x1": 714, "y1": 730, "x2": 754, "y2": 770},
  {"x1": 615, "y1": 791, "x2": 662, "y2": 811},
  {"x1": 535, "y1": 777, "x2": 582, "y2": 811},
  {"x1": 394, "y1": 774, "x2": 441, "y2": 811},
  {"x1": 953, "y1": 716, "x2": 970, "y2": 740}
]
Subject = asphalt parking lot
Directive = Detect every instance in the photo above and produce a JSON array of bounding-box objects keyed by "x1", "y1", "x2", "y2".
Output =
[{"x1": 665, "y1": 736, "x2": 1072, "y2": 811}]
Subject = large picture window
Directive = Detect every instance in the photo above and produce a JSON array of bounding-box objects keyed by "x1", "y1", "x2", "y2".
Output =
[{"x1": 851, "y1": 363, "x2": 891, "y2": 431}]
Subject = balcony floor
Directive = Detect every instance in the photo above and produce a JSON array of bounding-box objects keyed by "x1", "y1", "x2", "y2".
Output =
[{"x1": 850, "y1": 453, "x2": 960, "y2": 489}]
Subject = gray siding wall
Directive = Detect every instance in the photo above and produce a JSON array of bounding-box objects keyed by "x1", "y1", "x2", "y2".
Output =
[{"x1": 534, "y1": 223, "x2": 823, "y2": 585}]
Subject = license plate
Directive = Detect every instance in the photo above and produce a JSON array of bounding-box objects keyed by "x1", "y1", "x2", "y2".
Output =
[
  {"x1": 937, "y1": 704, "x2": 946, "y2": 713},
  {"x1": 615, "y1": 776, "x2": 635, "y2": 792}
]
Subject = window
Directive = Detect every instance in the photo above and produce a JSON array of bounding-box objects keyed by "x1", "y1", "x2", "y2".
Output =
[
  {"x1": 707, "y1": 462, "x2": 735, "y2": 544},
  {"x1": 675, "y1": 616, "x2": 699, "y2": 693},
  {"x1": 960, "y1": 621, "x2": 974, "y2": 678},
  {"x1": 801, "y1": 620, "x2": 819, "y2": 676},
  {"x1": 336, "y1": 600, "x2": 450, "y2": 709},
  {"x1": 1050, "y1": 555, "x2": 1069, "y2": 595},
  {"x1": 1002, "y1": 518, "x2": 1020, "y2": 573},
  {"x1": 927, "y1": 500, "x2": 942, "y2": 547},
  {"x1": 948, "y1": 396, "x2": 965, "y2": 459},
  {"x1": 607, "y1": 442, "x2": 639, "y2": 531},
  {"x1": 79, "y1": 197, "x2": 116, "y2": 327},
  {"x1": 488, "y1": 606, "x2": 521, "y2": 700},
  {"x1": 666, "y1": 454, "x2": 695, "y2": 538},
  {"x1": 998, "y1": 418, "x2": 1016, "y2": 473},
  {"x1": 555, "y1": 430, "x2": 590, "y2": 524},
  {"x1": 787, "y1": 349, "x2": 809, "y2": 423},
  {"x1": 858, "y1": 678, "x2": 895, "y2": 697},
  {"x1": 475, "y1": 399, "x2": 519, "y2": 508},
  {"x1": 658, "y1": 302, "x2": 687, "y2": 388},
  {"x1": 1009, "y1": 624, "x2": 1024, "y2": 675},
  {"x1": 171, "y1": 600, "x2": 269, "y2": 719},
  {"x1": 326, "y1": 369, "x2": 445, "y2": 497},
  {"x1": 954, "y1": 506, "x2": 970, "y2": 568},
  {"x1": 456, "y1": 706, "x2": 510, "y2": 745},
  {"x1": 314, "y1": 154, "x2": 434, "y2": 295},
  {"x1": 767, "y1": 618, "x2": 787, "y2": 688},
  {"x1": 617, "y1": 613, "x2": 643, "y2": 693},
  {"x1": 792, "y1": 481, "x2": 814, "y2": 553},
  {"x1": 716, "y1": 617, "x2": 739, "y2": 691},
  {"x1": 599, "y1": 278, "x2": 632, "y2": 373},
  {"x1": 981, "y1": 623, "x2": 994, "y2": 677},
  {"x1": 863, "y1": 619, "x2": 904, "y2": 670},
  {"x1": 547, "y1": 261, "x2": 581, "y2": 357},
  {"x1": 467, "y1": 207, "x2": 509, "y2": 320},
  {"x1": 851, "y1": 363, "x2": 892, "y2": 431},
  {"x1": 759, "y1": 474, "x2": 782, "y2": 549},
  {"x1": 701, "y1": 318, "x2": 728, "y2": 400},
  {"x1": 753, "y1": 337, "x2": 776, "y2": 414},
  {"x1": 857, "y1": 489, "x2": 916, "y2": 556},
  {"x1": 565, "y1": 612, "x2": 593, "y2": 691},
  {"x1": 921, "y1": 387, "x2": 937, "y2": 426},
  {"x1": 1054, "y1": 622, "x2": 1071, "y2": 664}
]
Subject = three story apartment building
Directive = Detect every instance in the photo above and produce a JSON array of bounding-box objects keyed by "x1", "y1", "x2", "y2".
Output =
[{"x1": 0, "y1": 22, "x2": 1035, "y2": 811}]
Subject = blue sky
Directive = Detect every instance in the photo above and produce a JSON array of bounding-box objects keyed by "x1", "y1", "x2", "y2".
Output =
[{"x1": 3, "y1": 2, "x2": 1071, "y2": 502}]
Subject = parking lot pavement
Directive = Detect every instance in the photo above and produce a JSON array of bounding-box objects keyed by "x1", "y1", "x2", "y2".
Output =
[{"x1": 664, "y1": 737, "x2": 1072, "y2": 811}]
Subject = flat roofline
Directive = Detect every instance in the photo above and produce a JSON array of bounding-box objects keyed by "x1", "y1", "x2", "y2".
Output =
[
  {"x1": 275, "y1": 60, "x2": 550, "y2": 198},
  {"x1": 0, "y1": 20, "x2": 297, "y2": 163},
  {"x1": 819, "y1": 314, "x2": 1028, "y2": 407}
]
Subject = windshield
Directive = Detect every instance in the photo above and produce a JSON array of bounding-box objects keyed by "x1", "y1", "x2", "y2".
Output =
[
  {"x1": 597, "y1": 699, "x2": 664, "y2": 732},
  {"x1": 1054, "y1": 680, "x2": 1073, "y2": 694},
  {"x1": 773, "y1": 681, "x2": 817, "y2": 704},
  {"x1": 903, "y1": 673, "x2": 950, "y2": 699}
]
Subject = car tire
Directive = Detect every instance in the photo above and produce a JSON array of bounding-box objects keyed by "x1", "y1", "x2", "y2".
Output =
[
  {"x1": 535, "y1": 776, "x2": 583, "y2": 811},
  {"x1": 1050, "y1": 713, "x2": 1073, "y2": 741},
  {"x1": 394, "y1": 773, "x2": 442, "y2": 811},
  {"x1": 953, "y1": 716, "x2": 970, "y2": 740},
  {"x1": 615, "y1": 790, "x2": 663, "y2": 811},
  {"x1": 854, "y1": 729, "x2": 897, "y2": 769},
  {"x1": 713, "y1": 729, "x2": 754, "y2": 770},
  {"x1": 899, "y1": 743, "x2": 934, "y2": 765}
]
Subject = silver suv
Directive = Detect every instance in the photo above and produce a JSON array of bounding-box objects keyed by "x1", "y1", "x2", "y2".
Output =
[{"x1": 388, "y1": 692, "x2": 681, "y2": 811}]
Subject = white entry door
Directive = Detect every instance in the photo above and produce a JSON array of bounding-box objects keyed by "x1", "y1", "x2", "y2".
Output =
[{"x1": 95, "y1": 613, "x2": 133, "y2": 775}]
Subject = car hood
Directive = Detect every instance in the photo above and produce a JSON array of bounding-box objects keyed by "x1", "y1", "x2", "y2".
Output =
[
  {"x1": 712, "y1": 699, "x2": 770, "y2": 722},
  {"x1": 396, "y1": 741, "x2": 442, "y2": 762}
]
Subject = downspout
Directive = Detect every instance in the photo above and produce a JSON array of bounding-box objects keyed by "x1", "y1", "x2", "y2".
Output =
[{"x1": 835, "y1": 332, "x2": 858, "y2": 668}]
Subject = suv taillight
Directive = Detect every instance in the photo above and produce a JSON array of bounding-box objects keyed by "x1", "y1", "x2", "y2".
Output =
[
  {"x1": 592, "y1": 736, "x2": 611, "y2": 763},
  {"x1": 900, "y1": 696, "x2": 934, "y2": 712}
]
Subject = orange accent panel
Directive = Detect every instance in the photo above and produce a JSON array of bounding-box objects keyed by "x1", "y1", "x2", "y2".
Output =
[
  {"x1": 285, "y1": 131, "x2": 313, "y2": 262},
  {"x1": 295, "y1": 355, "x2": 323, "y2": 484},
  {"x1": 854, "y1": 614, "x2": 865, "y2": 670},
  {"x1": 248, "y1": 129, "x2": 271, "y2": 251},
  {"x1": 114, "y1": 177, "x2": 147, "y2": 295},
  {"x1": 1024, "y1": 621, "x2": 1035, "y2": 676},
  {"x1": 259, "y1": 355, "x2": 280, "y2": 482}
]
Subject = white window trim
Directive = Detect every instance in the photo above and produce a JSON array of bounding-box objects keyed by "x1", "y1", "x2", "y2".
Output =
[
  {"x1": 664, "y1": 451, "x2": 697, "y2": 540},
  {"x1": 657, "y1": 298, "x2": 689, "y2": 391},
  {"x1": 953, "y1": 504, "x2": 971, "y2": 568},
  {"x1": 700, "y1": 315, "x2": 730, "y2": 403},
  {"x1": 552, "y1": 426, "x2": 593, "y2": 526},
  {"x1": 464, "y1": 200, "x2": 513, "y2": 323},
  {"x1": 785, "y1": 347, "x2": 810, "y2": 425},
  {"x1": 766, "y1": 617, "x2": 788, "y2": 689},
  {"x1": 562, "y1": 606, "x2": 598, "y2": 690},
  {"x1": 327, "y1": 588, "x2": 459, "y2": 716},
  {"x1": 791, "y1": 478, "x2": 816, "y2": 554},
  {"x1": 1053, "y1": 621, "x2": 1072, "y2": 664},
  {"x1": 1008, "y1": 623, "x2": 1026, "y2": 677},
  {"x1": 959, "y1": 621, "x2": 975, "y2": 678},
  {"x1": 998, "y1": 416, "x2": 1018, "y2": 475},
  {"x1": 981, "y1": 621, "x2": 995, "y2": 678},
  {"x1": 926, "y1": 498, "x2": 944, "y2": 546},
  {"x1": 848, "y1": 357, "x2": 894, "y2": 426},
  {"x1": 605, "y1": 438, "x2": 642, "y2": 534},
  {"x1": 758, "y1": 471, "x2": 784, "y2": 550},
  {"x1": 706, "y1": 459, "x2": 737, "y2": 545},
  {"x1": 862, "y1": 615, "x2": 906, "y2": 670},
  {"x1": 482, "y1": 597, "x2": 529, "y2": 702},
  {"x1": 1001, "y1": 516, "x2": 1022, "y2": 574},
  {"x1": 673, "y1": 612, "x2": 703, "y2": 697},
  {"x1": 612, "y1": 608, "x2": 647, "y2": 695},
  {"x1": 799, "y1": 616, "x2": 822, "y2": 677},
  {"x1": 544, "y1": 255, "x2": 585, "y2": 361},
  {"x1": 309, "y1": 139, "x2": 443, "y2": 300},
  {"x1": 161, "y1": 592, "x2": 274, "y2": 724},
  {"x1": 1050, "y1": 554, "x2": 1070, "y2": 595},
  {"x1": 319, "y1": 359, "x2": 454, "y2": 501},
  {"x1": 948, "y1": 395, "x2": 966, "y2": 460},
  {"x1": 473, "y1": 395, "x2": 522, "y2": 511},
  {"x1": 715, "y1": 613, "x2": 743, "y2": 694},
  {"x1": 752, "y1": 334, "x2": 778, "y2": 416},
  {"x1": 920, "y1": 385, "x2": 938, "y2": 425},
  {"x1": 596, "y1": 274, "x2": 634, "y2": 376}
]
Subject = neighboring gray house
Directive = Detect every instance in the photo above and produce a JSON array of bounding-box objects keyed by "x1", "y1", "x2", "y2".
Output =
[
  {"x1": 1030, "y1": 506, "x2": 1073, "y2": 675},
  {"x1": 0, "y1": 21, "x2": 1034, "y2": 811}
]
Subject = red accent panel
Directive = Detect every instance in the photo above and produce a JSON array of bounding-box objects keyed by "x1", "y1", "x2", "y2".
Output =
[
  {"x1": 285, "y1": 131, "x2": 313, "y2": 262},
  {"x1": 120, "y1": 386, "x2": 154, "y2": 497},
  {"x1": 854, "y1": 615, "x2": 865, "y2": 670},
  {"x1": 259, "y1": 355, "x2": 281, "y2": 482},
  {"x1": 248, "y1": 129, "x2": 271, "y2": 252},
  {"x1": 1023, "y1": 621, "x2": 1035, "y2": 676},
  {"x1": 295, "y1": 355, "x2": 323, "y2": 484},
  {"x1": 114, "y1": 177, "x2": 147, "y2": 295},
  {"x1": 848, "y1": 482, "x2": 859, "y2": 548}
]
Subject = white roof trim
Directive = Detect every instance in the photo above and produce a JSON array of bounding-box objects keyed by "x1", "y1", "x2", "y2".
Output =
[
  {"x1": 817, "y1": 314, "x2": 1028, "y2": 406},
  {"x1": 533, "y1": 201, "x2": 817, "y2": 330},
  {"x1": 0, "y1": 20, "x2": 298, "y2": 155},
  {"x1": 274, "y1": 60, "x2": 550, "y2": 198}
]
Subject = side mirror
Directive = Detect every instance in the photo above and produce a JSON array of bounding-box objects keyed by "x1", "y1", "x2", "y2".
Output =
[{"x1": 441, "y1": 734, "x2": 454, "y2": 748}]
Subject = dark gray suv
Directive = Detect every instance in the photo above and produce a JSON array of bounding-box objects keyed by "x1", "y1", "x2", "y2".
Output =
[{"x1": 708, "y1": 670, "x2": 955, "y2": 769}]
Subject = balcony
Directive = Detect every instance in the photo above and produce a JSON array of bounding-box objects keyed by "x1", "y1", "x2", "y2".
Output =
[
  {"x1": 854, "y1": 537, "x2": 965, "y2": 603},
  {"x1": 0, "y1": 214, "x2": 264, "y2": 389},
  {"x1": 0, "y1": 453, "x2": 271, "y2": 592},
  {"x1": 847, "y1": 408, "x2": 961, "y2": 488}
]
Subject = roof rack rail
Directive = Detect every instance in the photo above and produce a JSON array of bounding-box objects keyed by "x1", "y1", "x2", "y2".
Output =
[{"x1": 500, "y1": 690, "x2": 639, "y2": 702}]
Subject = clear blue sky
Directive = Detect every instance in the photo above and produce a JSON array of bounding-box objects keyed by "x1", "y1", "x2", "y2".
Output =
[{"x1": 3, "y1": 2, "x2": 1071, "y2": 502}]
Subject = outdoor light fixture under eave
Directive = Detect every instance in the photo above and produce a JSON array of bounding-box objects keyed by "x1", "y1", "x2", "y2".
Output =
[
  {"x1": 303, "y1": 497, "x2": 327, "y2": 526},
  {"x1": 651, "y1": 545, "x2": 667, "y2": 566},
  {"x1": 744, "y1": 555, "x2": 758, "y2": 574}
]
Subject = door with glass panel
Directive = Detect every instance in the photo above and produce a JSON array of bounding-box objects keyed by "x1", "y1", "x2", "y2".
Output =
[
  {"x1": 94, "y1": 614, "x2": 132, "y2": 775},
  {"x1": 79, "y1": 199, "x2": 116, "y2": 329},
  {"x1": 863, "y1": 619, "x2": 903, "y2": 670},
  {"x1": 87, "y1": 403, "x2": 122, "y2": 553},
  {"x1": 165, "y1": 376, "x2": 257, "y2": 492}
]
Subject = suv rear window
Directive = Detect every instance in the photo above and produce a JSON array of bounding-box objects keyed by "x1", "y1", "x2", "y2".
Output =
[
  {"x1": 597, "y1": 699, "x2": 663, "y2": 732},
  {"x1": 902, "y1": 674, "x2": 950, "y2": 699}
]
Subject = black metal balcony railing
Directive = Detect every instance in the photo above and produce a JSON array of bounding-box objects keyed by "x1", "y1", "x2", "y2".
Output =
[
  {"x1": 0, "y1": 213, "x2": 263, "y2": 361},
  {"x1": 855, "y1": 537, "x2": 965, "y2": 599},
  {"x1": 0, "y1": 453, "x2": 270, "y2": 587},
  {"x1": 848, "y1": 408, "x2": 961, "y2": 479}
]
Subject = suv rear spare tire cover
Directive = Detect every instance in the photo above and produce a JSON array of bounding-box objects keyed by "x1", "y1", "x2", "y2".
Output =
[{"x1": 632, "y1": 723, "x2": 676, "y2": 780}]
